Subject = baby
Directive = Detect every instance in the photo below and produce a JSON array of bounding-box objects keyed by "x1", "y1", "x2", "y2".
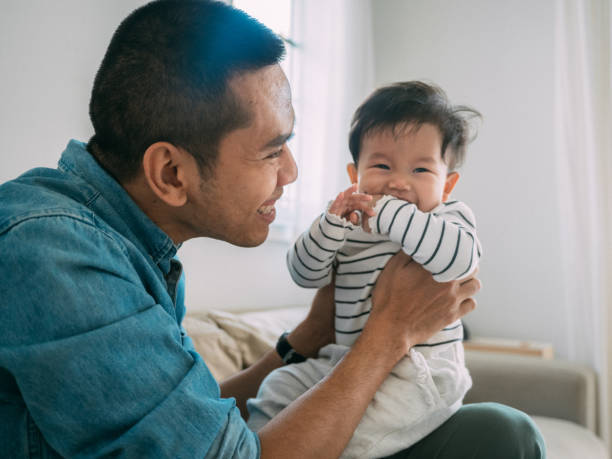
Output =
[{"x1": 248, "y1": 81, "x2": 482, "y2": 458}]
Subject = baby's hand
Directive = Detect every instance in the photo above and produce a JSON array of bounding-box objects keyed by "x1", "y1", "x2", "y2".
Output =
[
  {"x1": 328, "y1": 184, "x2": 376, "y2": 225},
  {"x1": 362, "y1": 194, "x2": 384, "y2": 233}
]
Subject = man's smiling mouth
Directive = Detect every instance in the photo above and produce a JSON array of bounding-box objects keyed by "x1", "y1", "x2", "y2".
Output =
[{"x1": 257, "y1": 205, "x2": 275, "y2": 215}]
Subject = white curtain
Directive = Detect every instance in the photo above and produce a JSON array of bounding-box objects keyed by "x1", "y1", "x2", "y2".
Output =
[
  {"x1": 289, "y1": 0, "x2": 375, "y2": 234},
  {"x1": 555, "y1": 0, "x2": 612, "y2": 448}
]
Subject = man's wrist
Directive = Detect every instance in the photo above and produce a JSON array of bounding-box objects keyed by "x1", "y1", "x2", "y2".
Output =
[
  {"x1": 276, "y1": 331, "x2": 307, "y2": 364},
  {"x1": 355, "y1": 323, "x2": 409, "y2": 370}
]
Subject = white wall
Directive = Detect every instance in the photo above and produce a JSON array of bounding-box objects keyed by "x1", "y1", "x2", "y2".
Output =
[
  {"x1": 371, "y1": 0, "x2": 570, "y2": 358},
  {"x1": 0, "y1": 0, "x2": 314, "y2": 313},
  {"x1": 0, "y1": 1, "x2": 143, "y2": 180}
]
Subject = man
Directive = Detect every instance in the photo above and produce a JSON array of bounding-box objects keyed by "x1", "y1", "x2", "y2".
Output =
[{"x1": 0, "y1": 1, "x2": 544, "y2": 457}]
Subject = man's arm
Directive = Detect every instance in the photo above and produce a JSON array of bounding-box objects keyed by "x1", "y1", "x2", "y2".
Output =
[
  {"x1": 1, "y1": 218, "x2": 246, "y2": 457},
  {"x1": 222, "y1": 251, "x2": 480, "y2": 459}
]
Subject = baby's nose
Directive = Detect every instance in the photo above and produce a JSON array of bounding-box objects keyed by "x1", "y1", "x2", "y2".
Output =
[{"x1": 388, "y1": 176, "x2": 411, "y2": 190}]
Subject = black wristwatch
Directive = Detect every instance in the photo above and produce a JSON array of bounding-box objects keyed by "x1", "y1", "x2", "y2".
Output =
[{"x1": 276, "y1": 331, "x2": 307, "y2": 364}]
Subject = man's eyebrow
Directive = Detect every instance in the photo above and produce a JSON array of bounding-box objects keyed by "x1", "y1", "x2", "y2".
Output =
[{"x1": 262, "y1": 132, "x2": 294, "y2": 149}]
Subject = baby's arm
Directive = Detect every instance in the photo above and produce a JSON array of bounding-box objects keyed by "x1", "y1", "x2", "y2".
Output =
[
  {"x1": 287, "y1": 185, "x2": 374, "y2": 288},
  {"x1": 368, "y1": 196, "x2": 481, "y2": 282}
]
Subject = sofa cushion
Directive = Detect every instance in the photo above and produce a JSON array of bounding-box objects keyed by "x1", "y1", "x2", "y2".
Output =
[
  {"x1": 183, "y1": 308, "x2": 292, "y2": 380},
  {"x1": 531, "y1": 416, "x2": 608, "y2": 459}
]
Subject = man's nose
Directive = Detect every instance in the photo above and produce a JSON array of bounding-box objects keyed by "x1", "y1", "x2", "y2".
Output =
[{"x1": 278, "y1": 145, "x2": 298, "y2": 186}]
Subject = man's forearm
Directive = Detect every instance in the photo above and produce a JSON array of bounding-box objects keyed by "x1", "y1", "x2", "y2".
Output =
[
  {"x1": 219, "y1": 330, "x2": 329, "y2": 419},
  {"x1": 258, "y1": 327, "x2": 405, "y2": 459},
  {"x1": 220, "y1": 349, "x2": 284, "y2": 418},
  {"x1": 219, "y1": 330, "x2": 400, "y2": 458}
]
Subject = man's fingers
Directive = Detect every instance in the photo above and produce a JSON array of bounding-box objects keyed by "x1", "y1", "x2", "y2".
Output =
[
  {"x1": 458, "y1": 297, "x2": 477, "y2": 317},
  {"x1": 460, "y1": 265, "x2": 479, "y2": 283},
  {"x1": 458, "y1": 276, "x2": 481, "y2": 299},
  {"x1": 383, "y1": 250, "x2": 412, "y2": 271}
]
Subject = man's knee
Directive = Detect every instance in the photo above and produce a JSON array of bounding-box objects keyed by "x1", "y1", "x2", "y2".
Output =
[{"x1": 461, "y1": 402, "x2": 546, "y2": 459}]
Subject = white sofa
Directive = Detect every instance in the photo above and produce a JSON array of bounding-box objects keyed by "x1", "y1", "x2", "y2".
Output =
[{"x1": 184, "y1": 307, "x2": 609, "y2": 459}]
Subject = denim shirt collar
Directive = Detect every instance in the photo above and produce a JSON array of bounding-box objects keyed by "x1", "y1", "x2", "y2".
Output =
[{"x1": 58, "y1": 140, "x2": 177, "y2": 273}]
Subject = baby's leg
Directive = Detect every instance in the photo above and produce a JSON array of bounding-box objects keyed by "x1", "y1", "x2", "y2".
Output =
[
  {"x1": 247, "y1": 343, "x2": 350, "y2": 431},
  {"x1": 341, "y1": 344, "x2": 472, "y2": 459}
]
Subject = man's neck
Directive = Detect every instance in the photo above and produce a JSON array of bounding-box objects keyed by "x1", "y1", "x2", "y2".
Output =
[{"x1": 122, "y1": 177, "x2": 191, "y2": 245}]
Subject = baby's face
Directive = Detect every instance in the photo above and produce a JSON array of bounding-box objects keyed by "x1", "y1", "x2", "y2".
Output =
[{"x1": 352, "y1": 123, "x2": 457, "y2": 212}]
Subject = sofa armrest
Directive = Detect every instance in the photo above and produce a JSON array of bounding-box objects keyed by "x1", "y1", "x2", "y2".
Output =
[{"x1": 464, "y1": 350, "x2": 598, "y2": 432}]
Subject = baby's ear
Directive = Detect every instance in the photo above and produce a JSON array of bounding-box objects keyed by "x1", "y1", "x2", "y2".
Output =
[
  {"x1": 443, "y1": 172, "x2": 460, "y2": 202},
  {"x1": 346, "y1": 163, "x2": 359, "y2": 184}
]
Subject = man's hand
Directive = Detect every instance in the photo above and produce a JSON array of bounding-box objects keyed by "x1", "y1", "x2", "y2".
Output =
[
  {"x1": 365, "y1": 251, "x2": 480, "y2": 360},
  {"x1": 328, "y1": 184, "x2": 375, "y2": 225}
]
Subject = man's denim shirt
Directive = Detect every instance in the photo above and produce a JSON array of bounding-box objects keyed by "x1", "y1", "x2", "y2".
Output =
[{"x1": 0, "y1": 140, "x2": 259, "y2": 458}]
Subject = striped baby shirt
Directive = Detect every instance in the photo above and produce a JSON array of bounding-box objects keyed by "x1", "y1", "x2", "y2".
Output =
[{"x1": 287, "y1": 194, "x2": 482, "y2": 347}]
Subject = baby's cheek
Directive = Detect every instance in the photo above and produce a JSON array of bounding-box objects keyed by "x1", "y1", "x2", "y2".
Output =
[{"x1": 358, "y1": 178, "x2": 379, "y2": 195}]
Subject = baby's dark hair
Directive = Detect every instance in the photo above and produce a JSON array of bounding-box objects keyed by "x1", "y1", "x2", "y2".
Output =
[{"x1": 348, "y1": 81, "x2": 480, "y2": 170}]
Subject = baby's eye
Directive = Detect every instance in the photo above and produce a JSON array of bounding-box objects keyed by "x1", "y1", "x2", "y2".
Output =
[
  {"x1": 373, "y1": 164, "x2": 390, "y2": 170},
  {"x1": 413, "y1": 167, "x2": 430, "y2": 173}
]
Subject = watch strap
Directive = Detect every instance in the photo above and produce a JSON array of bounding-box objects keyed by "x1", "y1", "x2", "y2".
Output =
[{"x1": 276, "y1": 331, "x2": 307, "y2": 364}]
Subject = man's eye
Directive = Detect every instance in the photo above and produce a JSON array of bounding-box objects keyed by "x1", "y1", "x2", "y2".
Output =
[
  {"x1": 267, "y1": 149, "x2": 283, "y2": 159},
  {"x1": 414, "y1": 167, "x2": 430, "y2": 173},
  {"x1": 373, "y1": 164, "x2": 390, "y2": 170}
]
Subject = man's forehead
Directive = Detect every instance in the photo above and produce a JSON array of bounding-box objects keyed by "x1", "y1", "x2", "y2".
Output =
[
  {"x1": 223, "y1": 66, "x2": 294, "y2": 151},
  {"x1": 229, "y1": 64, "x2": 291, "y2": 106}
]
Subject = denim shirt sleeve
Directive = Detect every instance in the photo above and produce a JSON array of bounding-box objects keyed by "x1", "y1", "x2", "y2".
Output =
[{"x1": 0, "y1": 215, "x2": 260, "y2": 458}]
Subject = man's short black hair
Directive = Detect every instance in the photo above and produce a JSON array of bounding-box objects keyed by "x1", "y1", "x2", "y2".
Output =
[
  {"x1": 348, "y1": 81, "x2": 480, "y2": 170},
  {"x1": 88, "y1": 0, "x2": 285, "y2": 183}
]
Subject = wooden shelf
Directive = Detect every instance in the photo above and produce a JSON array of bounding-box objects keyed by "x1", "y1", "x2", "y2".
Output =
[{"x1": 464, "y1": 337, "x2": 554, "y2": 359}]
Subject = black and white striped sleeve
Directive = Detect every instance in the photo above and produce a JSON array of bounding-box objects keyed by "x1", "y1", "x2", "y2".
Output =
[
  {"x1": 286, "y1": 211, "x2": 350, "y2": 288},
  {"x1": 368, "y1": 195, "x2": 482, "y2": 282}
]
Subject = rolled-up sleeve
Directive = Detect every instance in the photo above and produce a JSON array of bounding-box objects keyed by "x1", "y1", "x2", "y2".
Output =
[{"x1": 0, "y1": 216, "x2": 259, "y2": 458}]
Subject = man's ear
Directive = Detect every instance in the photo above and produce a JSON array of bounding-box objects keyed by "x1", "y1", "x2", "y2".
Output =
[
  {"x1": 141, "y1": 142, "x2": 189, "y2": 207},
  {"x1": 347, "y1": 163, "x2": 359, "y2": 184},
  {"x1": 443, "y1": 171, "x2": 460, "y2": 202}
]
